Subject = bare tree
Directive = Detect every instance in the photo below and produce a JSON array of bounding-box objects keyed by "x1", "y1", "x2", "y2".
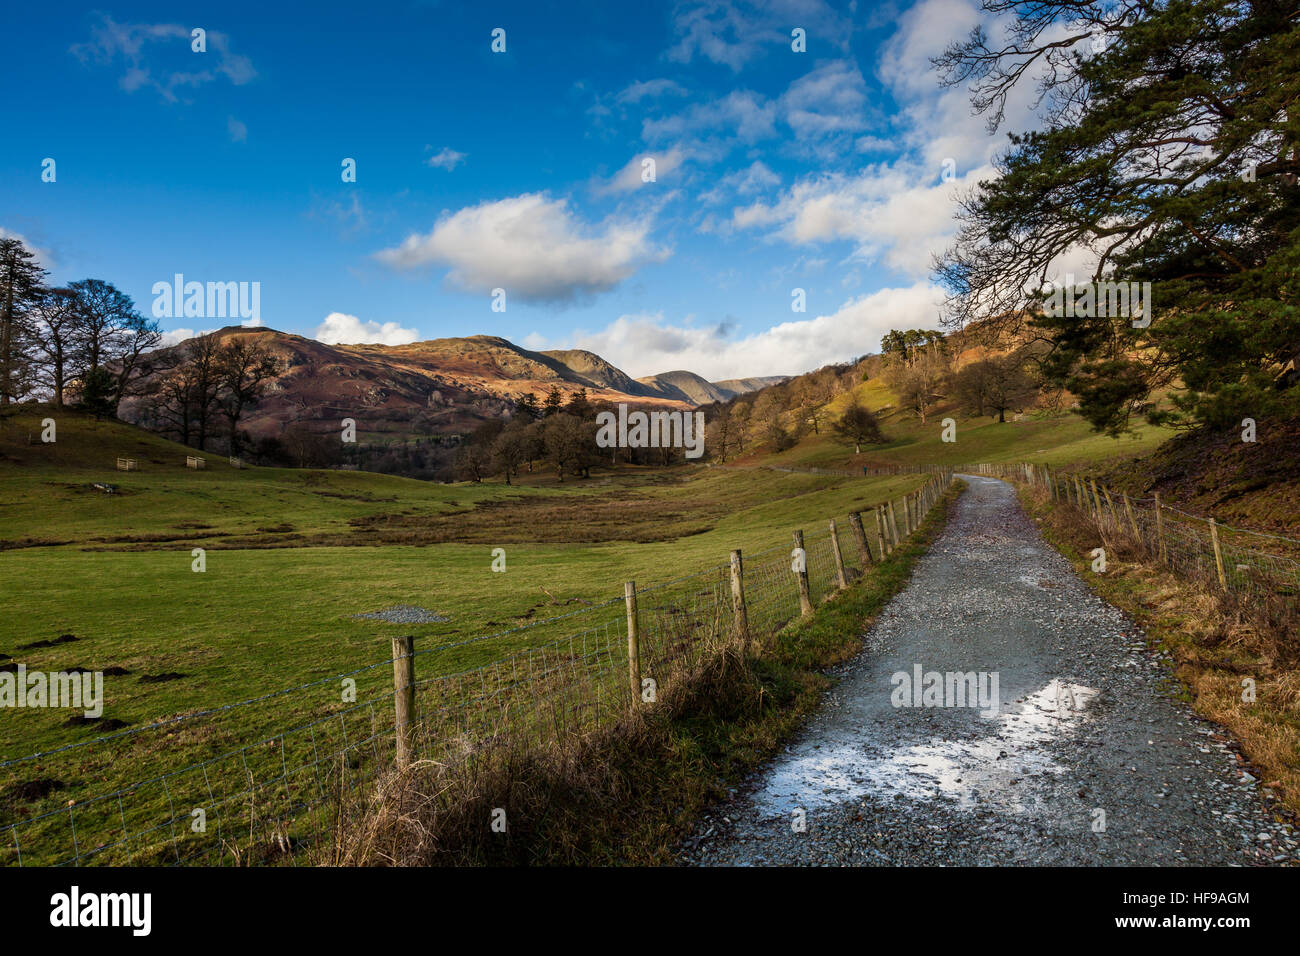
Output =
[
  {"x1": 66, "y1": 278, "x2": 161, "y2": 414},
  {"x1": 217, "y1": 338, "x2": 281, "y2": 455},
  {"x1": 30, "y1": 288, "x2": 78, "y2": 406},
  {"x1": 142, "y1": 336, "x2": 223, "y2": 449},
  {"x1": 752, "y1": 389, "x2": 793, "y2": 451},
  {"x1": 705, "y1": 404, "x2": 733, "y2": 463},
  {"x1": 949, "y1": 359, "x2": 994, "y2": 418},
  {"x1": 491, "y1": 419, "x2": 532, "y2": 484},
  {"x1": 885, "y1": 345, "x2": 949, "y2": 424},
  {"x1": 832, "y1": 400, "x2": 885, "y2": 454},
  {"x1": 541, "y1": 413, "x2": 591, "y2": 480},
  {"x1": 729, "y1": 400, "x2": 751, "y2": 453},
  {"x1": 983, "y1": 355, "x2": 1039, "y2": 423}
]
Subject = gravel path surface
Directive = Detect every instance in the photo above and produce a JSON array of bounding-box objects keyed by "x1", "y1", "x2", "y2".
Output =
[{"x1": 681, "y1": 476, "x2": 1299, "y2": 866}]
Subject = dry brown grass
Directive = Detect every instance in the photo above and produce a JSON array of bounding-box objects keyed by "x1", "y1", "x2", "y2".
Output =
[
  {"x1": 1022, "y1": 483, "x2": 1300, "y2": 815},
  {"x1": 336, "y1": 641, "x2": 764, "y2": 866}
]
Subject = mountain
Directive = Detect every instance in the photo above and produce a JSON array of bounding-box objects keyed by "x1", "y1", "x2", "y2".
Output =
[
  {"x1": 636, "y1": 370, "x2": 733, "y2": 405},
  {"x1": 635, "y1": 372, "x2": 792, "y2": 405},
  {"x1": 118, "y1": 327, "x2": 691, "y2": 442},
  {"x1": 540, "y1": 349, "x2": 658, "y2": 397},
  {"x1": 711, "y1": 376, "x2": 789, "y2": 396}
]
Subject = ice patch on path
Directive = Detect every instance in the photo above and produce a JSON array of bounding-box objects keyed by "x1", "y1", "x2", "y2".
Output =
[{"x1": 753, "y1": 679, "x2": 1098, "y2": 817}]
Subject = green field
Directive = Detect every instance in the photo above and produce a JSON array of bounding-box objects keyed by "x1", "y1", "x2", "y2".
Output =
[
  {"x1": 0, "y1": 409, "x2": 929, "y2": 815},
  {"x1": 0, "y1": 396, "x2": 1171, "y2": 864},
  {"x1": 751, "y1": 377, "x2": 1175, "y2": 473},
  {"x1": 0, "y1": 398, "x2": 1164, "y2": 764}
]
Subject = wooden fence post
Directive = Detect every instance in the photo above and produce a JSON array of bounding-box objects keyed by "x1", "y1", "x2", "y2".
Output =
[
  {"x1": 848, "y1": 512, "x2": 873, "y2": 565},
  {"x1": 887, "y1": 499, "x2": 901, "y2": 547},
  {"x1": 875, "y1": 507, "x2": 889, "y2": 557},
  {"x1": 1208, "y1": 519, "x2": 1228, "y2": 592},
  {"x1": 903, "y1": 495, "x2": 913, "y2": 534},
  {"x1": 792, "y1": 530, "x2": 813, "y2": 616},
  {"x1": 1122, "y1": 493, "x2": 1139, "y2": 540},
  {"x1": 1101, "y1": 487, "x2": 1119, "y2": 531},
  {"x1": 1154, "y1": 493, "x2": 1168, "y2": 564},
  {"x1": 391, "y1": 635, "x2": 416, "y2": 769},
  {"x1": 625, "y1": 581, "x2": 641, "y2": 703},
  {"x1": 730, "y1": 550, "x2": 749, "y2": 648},
  {"x1": 828, "y1": 519, "x2": 848, "y2": 590}
]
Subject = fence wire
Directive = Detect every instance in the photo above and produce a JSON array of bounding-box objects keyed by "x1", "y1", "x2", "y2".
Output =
[
  {"x1": 962, "y1": 461, "x2": 1300, "y2": 603},
  {"x1": 2, "y1": 471, "x2": 954, "y2": 867}
]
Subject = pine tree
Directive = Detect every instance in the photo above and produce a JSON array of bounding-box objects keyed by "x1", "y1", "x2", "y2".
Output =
[
  {"x1": 0, "y1": 237, "x2": 47, "y2": 405},
  {"x1": 935, "y1": 0, "x2": 1300, "y2": 433}
]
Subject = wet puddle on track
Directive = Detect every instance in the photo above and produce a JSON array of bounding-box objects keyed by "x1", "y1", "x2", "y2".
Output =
[{"x1": 752, "y1": 679, "x2": 1099, "y2": 818}]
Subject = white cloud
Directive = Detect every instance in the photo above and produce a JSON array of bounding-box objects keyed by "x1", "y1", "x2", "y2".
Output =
[
  {"x1": 616, "y1": 78, "x2": 688, "y2": 104},
  {"x1": 373, "y1": 193, "x2": 669, "y2": 303},
  {"x1": 594, "y1": 148, "x2": 687, "y2": 195},
  {"x1": 665, "y1": 0, "x2": 851, "y2": 72},
  {"x1": 722, "y1": 0, "x2": 1067, "y2": 279},
  {"x1": 698, "y1": 160, "x2": 780, "y2": 205},
  {"x1": 643, "y1": 89, "x2": 777, "y2": 148},
  {"x1": 877, "y1": 0, "x2": 1060, "y2": 172},
  {"x1": 314, "y1": 312, "x2": 419, "y2": 346},
  {"x1": 227, "y1": 115, "x2": 247, "y2": 143},
  {"x1": 159, "y1": 327, "x2": 196, "y2": 347},
  {"x1": 733, "y1": 163, "x2": 991, "y2": 279},
  {"x1": 157, "y1": 326, "x2": 220, "y2": 347},
  {"x1": 0, "y1": 228, "x2": 55, "y2": 271},
  {"x1": 309, "y1": 192, "x2": 370, "y2": 235},
  {"x1": 70, "y1": 14, "x2": 255, "y2": 102},
  {"x1": 425, "y1": 146, "x2": 466, "y2": 170},
  {"x1": 781, "y1": 60, "x2": 870, "y2": 142},
  {"x1": 536, "y1": 282, "x2": 946, "y2": 380},
  {"x1": 641, "y1": 60, "x2": 871, "y2": 162}
]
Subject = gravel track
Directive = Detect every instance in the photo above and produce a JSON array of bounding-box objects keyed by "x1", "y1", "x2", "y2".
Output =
[{"x1": 681, "y1": 476, "x2": 1298, "y2": 866}]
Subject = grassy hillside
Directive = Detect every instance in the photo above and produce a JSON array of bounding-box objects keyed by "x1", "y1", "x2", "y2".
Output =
[
  {"x1": 1101, "y1": 416, "x2": 1300, "y2": 536},
  {"x1": 738, "y1": 376, "x2": 1175, "y2": 474},
  {"x1": 0, "y1": 406, "x2": 929, "y2": 763},
  {"x1": 0, "y1": 406, "x2": 515, "y2": 549}
]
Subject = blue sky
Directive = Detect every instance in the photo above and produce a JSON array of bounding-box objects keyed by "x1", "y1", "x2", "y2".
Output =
[{"x1": 1, "y1": 0, "x2": 1034, "y2": 380}]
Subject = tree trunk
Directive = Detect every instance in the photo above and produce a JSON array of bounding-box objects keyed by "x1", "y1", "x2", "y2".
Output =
[{"x1": 0, "y1": 262, "x2": 13, "y2": 405}]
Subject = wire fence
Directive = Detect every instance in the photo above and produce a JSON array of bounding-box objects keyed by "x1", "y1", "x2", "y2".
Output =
[
  {"x1": 1, "y1": 470, "x2": 955, "y2": 867},
  {"x1": 961, "y1": 461, "x2": 1300, "y2": 603}
]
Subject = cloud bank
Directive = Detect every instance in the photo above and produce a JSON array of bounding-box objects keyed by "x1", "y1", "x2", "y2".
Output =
[{"x1": 374, "y1": 193, "x2": 669, "y2": 304}]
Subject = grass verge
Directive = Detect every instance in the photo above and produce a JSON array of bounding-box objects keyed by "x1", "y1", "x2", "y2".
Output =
[
  {"x1": 1016, "y1": 481, "x2": 1300, "y2": 818},
  {"x1": 337, "y1": 481, "x2": 965, "y2": 865}
]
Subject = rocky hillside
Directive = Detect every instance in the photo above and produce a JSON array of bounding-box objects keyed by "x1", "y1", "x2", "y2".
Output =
[
  {"x1": 118, "y1": 327, "x2": 706, "y2": 441},
  {"x1": 636, "y1": 370, "x2": 732, "y2": 405},
  {"x1": 711, "y1": 376, "x2": 789, "y2": 397}
]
